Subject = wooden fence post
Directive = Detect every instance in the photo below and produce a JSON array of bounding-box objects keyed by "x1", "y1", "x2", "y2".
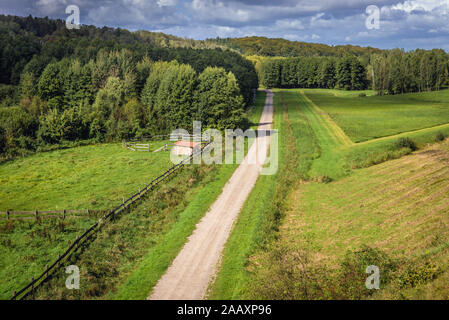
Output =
[
  {"x1": 87, "y1": 209, "x2": 90, "y2": 217},
  {"x1": 35, "y1": 210, "x2": 38, "y2": 220},
  {"x1": 45, "y1": 264, "x2": 49, "y2": 277},
  {"x1": 63, "y1": 209, "x2": 66, "y2": 220},
  {"x1": 6, "y1": 210, "x2": 9, "y2": 220}
]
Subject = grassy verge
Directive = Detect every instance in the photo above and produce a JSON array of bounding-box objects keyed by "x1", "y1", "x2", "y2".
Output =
[
  {"x1": 248, "y1": 90, "x2": 267, "y2": 130},
  {"x1": 295, "y1": 90, "x2": 350, "y2": 180}
]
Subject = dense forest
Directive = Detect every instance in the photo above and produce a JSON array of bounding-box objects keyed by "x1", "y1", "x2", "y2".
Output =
[{"x1": 0, "y1": 15, "x2": 258, "y2": 158}]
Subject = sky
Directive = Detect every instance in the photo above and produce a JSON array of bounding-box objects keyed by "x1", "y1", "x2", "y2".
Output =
[{"x1": 1, "y1": 0, "x2": 449, "y2": 50}]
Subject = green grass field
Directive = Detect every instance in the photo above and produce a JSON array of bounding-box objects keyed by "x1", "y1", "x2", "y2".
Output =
[
  {"x1": 211, "y1": 88, "x2": 449, "y2": 300},
  {"x1": 303, "y1": 89, "x2": 449, "y2": 143},
  {"x1": 0, "y1": 141, "x2": 171, "y2": 211}
]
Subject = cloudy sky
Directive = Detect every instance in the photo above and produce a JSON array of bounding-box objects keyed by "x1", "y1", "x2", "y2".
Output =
[{"x1": 1, "y1": 0, "x2": 448, "y2": 50}]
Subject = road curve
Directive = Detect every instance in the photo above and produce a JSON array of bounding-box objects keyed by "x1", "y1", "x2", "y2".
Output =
[{"x1": 148, "y1": 90, "x2": 274, "y2": 300}]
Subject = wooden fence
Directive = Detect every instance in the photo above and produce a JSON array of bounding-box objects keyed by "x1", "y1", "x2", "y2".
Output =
[
  {"x1": 10, "y1": 143, "x2": 209, "y2": 300},
  {"x1": 123, "y1": 141, "x2": 150, "y2": 152},
  {"x1": 0, "y1": 209, "x2": 105, "y2": 221},
  {"x1": 123, "y1": 133, "x2": 209, "y2": 152}
]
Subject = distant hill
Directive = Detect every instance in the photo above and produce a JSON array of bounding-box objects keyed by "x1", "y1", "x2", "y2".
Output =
[{"x1": 209, "y1": 36, "x2": 384, "y2": 57}]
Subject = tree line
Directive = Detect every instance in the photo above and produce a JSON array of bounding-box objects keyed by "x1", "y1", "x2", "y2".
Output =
[
  {"x1": 260, "y1": 49, "x2": 449, "y2": 93},
  {"x1": 0, "y1": 15, "x2": 258, "y2": 158},
  {"x1": 261, "y1": 56, "x2": 368, "y2": 90},
  {"x1": 369, "y1": 48, "x2": 449, "y2": 95}
]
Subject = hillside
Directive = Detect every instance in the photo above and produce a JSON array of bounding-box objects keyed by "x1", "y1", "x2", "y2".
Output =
[{"x1": 211, "y1": 36, "x2": 384, "y2": 57}]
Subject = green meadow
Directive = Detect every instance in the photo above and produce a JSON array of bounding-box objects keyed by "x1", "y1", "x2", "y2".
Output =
[
  {"x1": 0, "y1": 141, "x2": 171, "y2": 211},
  {"x1": 304, "y1": 89, "x2": 449, "y2": 143}
]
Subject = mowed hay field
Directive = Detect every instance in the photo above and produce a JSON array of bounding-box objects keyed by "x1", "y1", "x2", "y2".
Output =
[
  {"x1": 303, "y1": 89, "x2": 449, "y2": 143},
  {"x1": 0, "y1": 141, "x2": 171, "y2": 211},
  {"x1": 282, "y1": 140, "x2": 449, "y2": 299},
  {"x1": 237, "y1": 89, "x2": 449, "y2": 300}
]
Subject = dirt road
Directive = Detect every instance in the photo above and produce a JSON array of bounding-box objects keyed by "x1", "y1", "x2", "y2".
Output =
[{"x1": 148, "y1": 90, "x2": 274, "y2": 300}]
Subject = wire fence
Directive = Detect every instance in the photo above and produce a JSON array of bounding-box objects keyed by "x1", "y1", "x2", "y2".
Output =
[{"x1": 10, "y1": 143, "x2": 210, "y2": 300}]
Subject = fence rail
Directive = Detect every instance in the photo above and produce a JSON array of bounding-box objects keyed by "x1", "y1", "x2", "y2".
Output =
[
  {"x1": 0, "y1": 209, "x2": 105, "y2": 221},
  {"x1": 10, "y1": 143, "x2": 209, "y2": 300},
  {"x1": 123, "y1": 141, "x2": 151, "y2": 152},
  {"x1": 127, "y1": 133, "x2": 209, "y2": 143}
]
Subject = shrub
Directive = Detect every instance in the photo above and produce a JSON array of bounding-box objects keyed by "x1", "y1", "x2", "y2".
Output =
[
  {"x1": 435, "y1": 132, "x2": 445, "y2": 142},
  {"x1": 394, "y1": 137, "x2": 417, "y2": 151},
  {"x1": 337, "y1": 245, "x2": 398, "y2": 299},
  {"x1": 358, "y1": 93, "x2": 366, "y2": 97},
  {"x1": 246, "y1": 244, "x2": 333, "y2": 299},
  {"x1": 398, "y1": 262, "x2": 440, "y2": 288}
]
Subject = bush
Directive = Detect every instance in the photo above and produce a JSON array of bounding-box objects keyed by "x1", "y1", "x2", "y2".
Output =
[
  {"x1": 398, "y1": 262, "x2": 440, "y2": 288},
  {"x1": 246, "y1": 244, "x2": 333, "y2": 299},
  {"x1": 435, "y1": 132, "x2": 445, "y2": 142},
  {"x1": 394, "y1": 137, "x2": 417, "y2": 151},
  {"x1": 337, "y1": 245, "x2": 397, "y2": 299},
  {"x1": 358, "y1": 93, "x2": 366, "y2": 97}
]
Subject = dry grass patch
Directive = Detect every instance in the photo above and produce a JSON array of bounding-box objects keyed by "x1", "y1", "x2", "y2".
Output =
[{"x1": 274, "y1": 140, "x2": 449, "y2": 298}]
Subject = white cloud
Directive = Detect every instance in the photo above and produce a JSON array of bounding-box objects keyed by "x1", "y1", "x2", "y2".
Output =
[
  {"x1": 391, "y1": 0, "x2": 448, "y2": 12},
  {"x1": 157, "y1": 0, "x2": 177, "y2": 7},
  {"x1": 275, "y1": 19, "x2": 305, "y2": 30}
]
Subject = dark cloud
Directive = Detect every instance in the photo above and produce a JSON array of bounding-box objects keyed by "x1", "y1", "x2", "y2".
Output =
[{"x1": 0, "y1": 0, "x2": 448, "y2": 50}]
